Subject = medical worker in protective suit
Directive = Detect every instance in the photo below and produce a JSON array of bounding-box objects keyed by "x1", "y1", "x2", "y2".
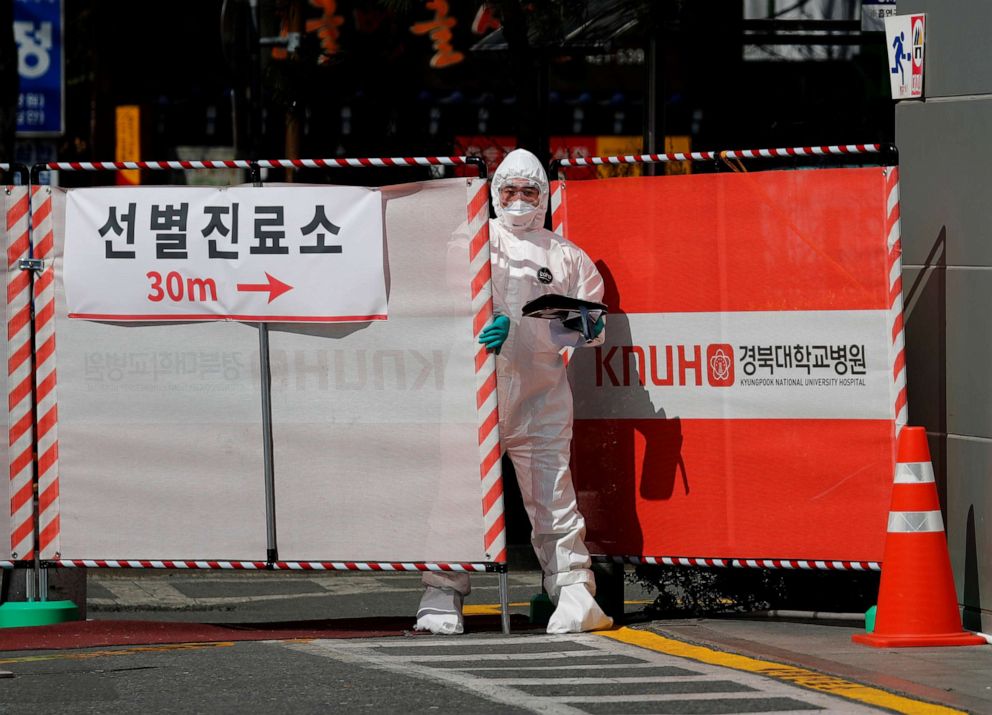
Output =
[{"x1": 415, "y1": 148, "x2": 613, "y2": 635}]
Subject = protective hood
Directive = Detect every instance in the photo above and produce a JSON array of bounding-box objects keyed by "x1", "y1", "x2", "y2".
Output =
[{"x1": 491, "y1": 148, "x2": 550, "y2": 232}]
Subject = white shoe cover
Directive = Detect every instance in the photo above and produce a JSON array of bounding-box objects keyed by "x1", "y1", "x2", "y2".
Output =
[
  {"x1": 546, "y1": 583, "x2": 613, "y2": 634},
  {"x1": 414, "y1": 586, "x2": 465, "y2": 635}
]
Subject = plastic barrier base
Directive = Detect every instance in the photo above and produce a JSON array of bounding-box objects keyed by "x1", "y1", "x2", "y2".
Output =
[
  {"x1": 0, "y1": 600, "x2": 80, "y2": 628},
  {"x1": 864, "y1": 605, "x2": 877, "y2": 633},
  {"x1": 852, "y1": 631, "x2": 987, "y2": 648}
]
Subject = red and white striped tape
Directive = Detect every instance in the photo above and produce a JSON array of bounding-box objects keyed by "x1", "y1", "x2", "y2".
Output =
[
  {"x1": 608, "y1": 556, "x2": 881, "y2": 571},
  {"x1": 43, "y1": 160, "x2": 251, "y2": 171},
  {"x1": 561, "y1": 151, "x2": 718, "y2": 166},
  {"x1": 721, "y1": 144, "x2": 881, "y2": 160},
  {"x1": 558, "y1": 144, "x2": 881, "y2": 167},
  {"x1": 256, "y1": 157, "x2": 468, "y2": 169},
  {"x1": 6, "y1": 186, "x2": 32, "y2": 561},
  {"x1": 54, "y1": 559, "x2": 492, "y2": 571},
  {"x1": 55, "y1": 560, "x2": 267, "y2": 569},
  {"x1": 31, "y1": 186, "x2": 59, "y2": 559},
  {"x1": 467, "y1": 178, "x2": 505, "y2": 564},
  {"x1": 273, "y1": 561, "x2": 492, "y2": 572},
  {"x1": 42, "y1": 157, "x2": 471, "y2": 172},
  {"x1": 885, "y1": 167, "x2": 908, "y2": 432}
]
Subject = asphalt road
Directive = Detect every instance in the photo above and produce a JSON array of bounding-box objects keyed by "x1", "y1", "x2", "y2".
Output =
[{"x1": 2, "y1": 569, "x2": 976, "y2": 714}]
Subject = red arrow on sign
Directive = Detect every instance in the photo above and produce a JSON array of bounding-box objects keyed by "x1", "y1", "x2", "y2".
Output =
[{"x1": 236, "y1": 273, "x2": 294, "y2": 303}]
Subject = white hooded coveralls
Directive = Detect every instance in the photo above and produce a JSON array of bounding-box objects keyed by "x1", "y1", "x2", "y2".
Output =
[{"x1": 420, "y1": 149, "x2": 607, "y2": 623}]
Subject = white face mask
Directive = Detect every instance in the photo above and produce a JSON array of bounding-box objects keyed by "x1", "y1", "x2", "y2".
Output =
[{"x1": 501, "y1": 199, "x2": 539, "y2": 228}]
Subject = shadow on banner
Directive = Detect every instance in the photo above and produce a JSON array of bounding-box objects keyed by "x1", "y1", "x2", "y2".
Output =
[{"x1": 568, "y1": 260, "x2": 687, "y2": 558}]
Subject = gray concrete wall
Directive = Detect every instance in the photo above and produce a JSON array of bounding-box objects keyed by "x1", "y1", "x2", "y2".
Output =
[
  {"x1": 902, "y1": 2, "x2": 992, "y2": 97},
  {"x1": 897, "y1": 0, "x2": 992, "y2": 632}
]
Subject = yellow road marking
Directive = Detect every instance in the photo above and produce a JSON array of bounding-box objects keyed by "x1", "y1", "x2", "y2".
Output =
[
  {"x1": 465, "y1": 599, "x2": 654, "y2": 616},
  {"x1": 464, "y1": 602, "x2": 529, "y2": 615},
  {"x1": 0, "y1": 641, "x2": 235, "y2": 665},
  {"x1": 599, "y1": 627, "x2": 966, "y2": 715}
]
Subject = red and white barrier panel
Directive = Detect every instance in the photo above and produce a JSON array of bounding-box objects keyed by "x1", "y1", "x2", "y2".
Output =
[
  {"x1": 564, "y1": 167, "x2": 897, "y2": 563},
  {"x1": 558, "y1": 143, "x2": 882, "y2": 167},
  {"x1": 273, "y1": 561, "x2": 494, "y2": 572},
  {"x1": 7, "y1": 186, "x2": 32, "y2": 561},
  {"x1": 607, "y1": 556, "x2": 881, "y2": 571},
  {"x1": 55, "y1": 560, "x2": 268, "y2": 569},
  {"x1": 41, "y1": 156, "x2": 473, "y2": 172},
  {"x1": 466, "y1": 179, "x2": 506, "y2": 564},
  {"x1": 886, "y1": 167, "x2": 908, "y2": 432}
]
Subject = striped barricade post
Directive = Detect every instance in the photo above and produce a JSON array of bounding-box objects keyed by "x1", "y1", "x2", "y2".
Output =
[
  {"x1": 31, "y1": 185, "x2": 59, "y2": 560},
  {"x1": 885, "y1": 165, "x2": 908, "y2": 434},
  {"x1": 549, "y1": 144, "x2": 907, "y2": 571},
  {"x1": 5, "y1": 180, "x2": 32, "y2": 567},
  {"x1": 466, "y1": 176, "x2": 509, "y2": 627},
  {"x1": 466, "y1": 176, "x2": 506, "y2": 567},
  {"x1": 550, "y1": 178, "x2": 566, "y2": 237}
]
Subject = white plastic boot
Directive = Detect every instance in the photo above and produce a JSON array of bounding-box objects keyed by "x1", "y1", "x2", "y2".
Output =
[
  {"x1": 414, "y1": 586, "x2": 465, "y2": 635},
  {"x1": 546, "y1": 582, "x2": 613, "y2": 634}
]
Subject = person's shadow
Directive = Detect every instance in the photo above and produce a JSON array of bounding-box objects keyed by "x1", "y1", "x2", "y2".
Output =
[{"x1": 567, "y1": 260, "x2": 687, "y2": 559}]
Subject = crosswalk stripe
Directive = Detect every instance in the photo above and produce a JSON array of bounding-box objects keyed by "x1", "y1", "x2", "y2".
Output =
[{"x1": 286, "y1": 633, "x2": 887, "y2": 714}]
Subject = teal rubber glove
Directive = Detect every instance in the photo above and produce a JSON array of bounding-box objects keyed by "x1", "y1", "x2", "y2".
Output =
[
  {"x1": 591, "y1": 315, "x2": 605, "y2": 339},
  {"x1": 479, "y1": 314, "x2": 511, "y2": 354}
]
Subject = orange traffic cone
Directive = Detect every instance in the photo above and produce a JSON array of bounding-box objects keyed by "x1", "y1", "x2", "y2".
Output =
[{"x1": 852, "y1": 426, "x2": 986, "y2": 647}]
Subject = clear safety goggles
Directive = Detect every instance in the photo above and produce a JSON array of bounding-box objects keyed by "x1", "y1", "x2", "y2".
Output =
[{"x1": 498, "y1": 181, "x2": 541, "y2": 202}]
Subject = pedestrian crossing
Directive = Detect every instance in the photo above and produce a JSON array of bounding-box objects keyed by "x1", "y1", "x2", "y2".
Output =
[{"x1": 286, "y1": 633, "x2": 887, "y2": 714}]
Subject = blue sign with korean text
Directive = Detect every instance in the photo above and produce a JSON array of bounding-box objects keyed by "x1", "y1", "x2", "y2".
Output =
[{"x1": 14, "y1": 0, "x2": 63, "y2": 135}]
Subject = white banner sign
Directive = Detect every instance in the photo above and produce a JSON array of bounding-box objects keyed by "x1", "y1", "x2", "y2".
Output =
[
  {"x1": 569, "y1": 310, "x2": 893, "y2": 420},
  {"x1": 64, "y1": 186, "x2": 387, "y2": 322}
]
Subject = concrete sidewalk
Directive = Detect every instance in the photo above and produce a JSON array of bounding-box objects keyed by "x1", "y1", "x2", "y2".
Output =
[{"x1": 640, "y1": 616, "x2": 992, "y2": 714}]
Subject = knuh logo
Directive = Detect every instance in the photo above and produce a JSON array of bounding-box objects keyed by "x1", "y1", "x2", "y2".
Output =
[
  {"x1": 709, "y1": 346, "x2": 733, "y2": 383},
  {"x1": 595, "y1": 343, "x2": 735, "y2": 388}
]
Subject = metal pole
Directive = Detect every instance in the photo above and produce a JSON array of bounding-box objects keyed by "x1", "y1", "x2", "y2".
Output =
[
  {"x1": 25, "y1": 568, "x2": 36, "y2": 601},
  {"x1": 259, "y1": 323, "x2": 277, "y2": 563},
  {"x1": 645, "y1": 33, "x2": 657, "y2": 157},
  {"x1": 499, "y1": 570, "x2": 511, "y2": 634},
  {"x1": 251, "y1": 162, "x2": 278, "y2": 563},
  {"x1": 37, "y1": 566, "x2": 47, "y2": 602}
]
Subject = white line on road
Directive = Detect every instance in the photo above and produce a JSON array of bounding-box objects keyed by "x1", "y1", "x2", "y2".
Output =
[{"x1": 281, "y1": 634, "x2": 887, "y2": 714}]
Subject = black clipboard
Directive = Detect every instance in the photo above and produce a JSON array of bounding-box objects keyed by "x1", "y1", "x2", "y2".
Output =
[{"x1": 521, "y1": 294, "x2": 608, "y2": 342}]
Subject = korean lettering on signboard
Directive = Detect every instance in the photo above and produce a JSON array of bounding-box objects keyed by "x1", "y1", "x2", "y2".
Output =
[{"x1": 63, "y1": 186, "x2": 388, "y2": 323}]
